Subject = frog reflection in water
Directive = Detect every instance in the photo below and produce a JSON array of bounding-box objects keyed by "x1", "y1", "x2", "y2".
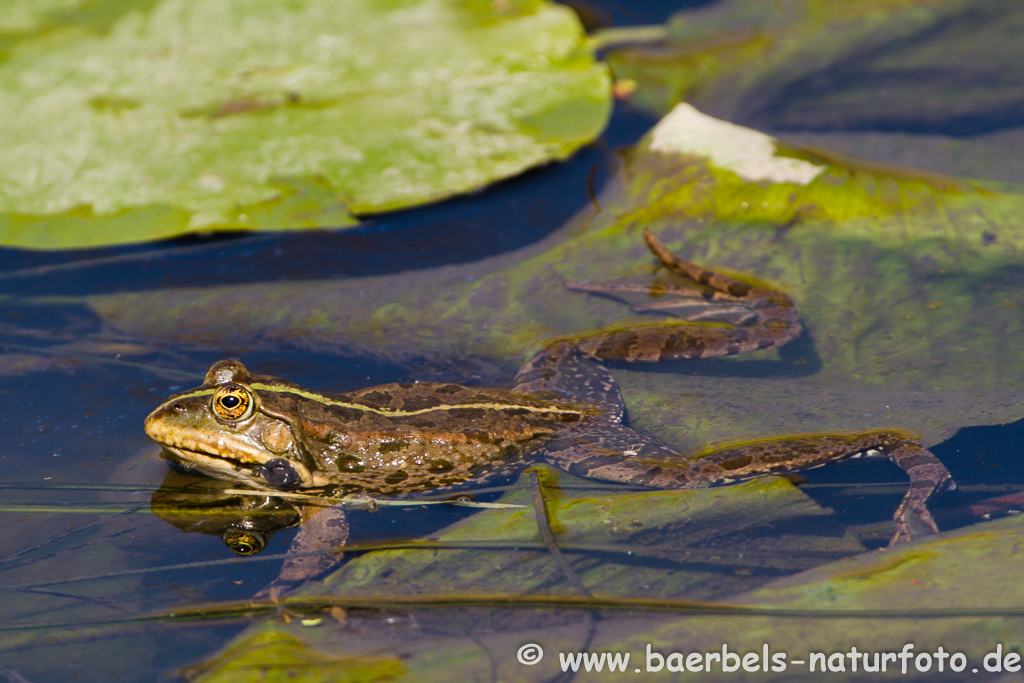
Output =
[{"x1": 145, "y1": 231, "x2": 953, "y2": 588}]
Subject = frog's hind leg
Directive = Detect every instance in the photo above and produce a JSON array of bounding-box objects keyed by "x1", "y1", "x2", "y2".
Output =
[
  {"x1": 564, "y1": 229, "x2": 801, "y2": 363},
  {"x1": 687, "y1": 429, "x2": 953, "y2": 546},
  {"x1": 534, "y1": 421, "x2": 714, "y2": 489},
  {"x1": 886, "y1": 442, "x2": 956, "y2": 544}
]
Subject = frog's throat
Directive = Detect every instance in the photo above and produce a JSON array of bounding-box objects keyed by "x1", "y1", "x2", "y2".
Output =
[{"x1": 165, "y1": 385, "x2": 588, "y2": 419}]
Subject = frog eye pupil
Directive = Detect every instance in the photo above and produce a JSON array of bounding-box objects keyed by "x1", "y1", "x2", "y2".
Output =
[{"x1": 221, "y1": 395, "x2": 240, "y2": 408}]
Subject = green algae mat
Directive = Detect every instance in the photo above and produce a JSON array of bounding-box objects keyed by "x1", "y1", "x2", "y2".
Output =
[{"x1": 0, "y1": 0, "x2": 609, "y2": 249}]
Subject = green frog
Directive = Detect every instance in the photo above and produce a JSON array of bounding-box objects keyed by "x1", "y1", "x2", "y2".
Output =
[{"x1": 145, "y1": 230, "x2": 952, "y2": 562}]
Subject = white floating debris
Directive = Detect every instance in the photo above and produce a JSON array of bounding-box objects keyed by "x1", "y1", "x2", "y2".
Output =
[{"x1": 648, "y1": 103, "x2": 825, "y2": 185}]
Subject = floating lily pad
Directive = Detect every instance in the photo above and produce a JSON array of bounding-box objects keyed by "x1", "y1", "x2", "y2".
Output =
[{"x1": 0, "y1": 0, "x2": 610, "y2": 249}]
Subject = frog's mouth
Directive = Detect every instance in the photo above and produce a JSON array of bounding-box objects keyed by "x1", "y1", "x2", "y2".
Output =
[
  {"x1": 158, "y1": 444, "x2": 311, "y2": 490},
  {"x1": 145, "y1": 411, "x2": 314, "y2": 490}
]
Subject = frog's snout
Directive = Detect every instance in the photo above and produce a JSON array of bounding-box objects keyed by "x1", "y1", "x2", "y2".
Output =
[{"x1": 144, "y1": 402, "x2": 180, "y2": 442}]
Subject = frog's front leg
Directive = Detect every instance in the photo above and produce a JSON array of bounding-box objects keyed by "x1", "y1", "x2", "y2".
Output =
[
  {"x1": 256, "y1": 502, "x2": 350, "y2": 600},
  {"x1": 685, "y1": 429, "x2": 953, "y2": 546}
]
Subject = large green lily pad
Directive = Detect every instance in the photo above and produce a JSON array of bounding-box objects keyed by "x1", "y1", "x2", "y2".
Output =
[{"x1": 0, "y1": 0, "x2": 610, "y2": 249}]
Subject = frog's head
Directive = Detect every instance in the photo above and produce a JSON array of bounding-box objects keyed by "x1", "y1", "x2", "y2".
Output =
[{"x1": 144, "y1": 360, "x2": 317, "y2": 490}]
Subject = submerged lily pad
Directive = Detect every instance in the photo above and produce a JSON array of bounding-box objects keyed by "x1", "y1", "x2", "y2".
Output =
[
  {"x1": 306, "y1": 471, "x2": 862, "y2": 601},
  {"x1": 183, "y1": 471, "x2": 865, "y2": 679},
  {"x1": 185, "y1": 510, "x2": 1024, "y2": 682},
  {"x1": 603, "y1": 0, "x2": 1024, "y2": 136},
  {"x1": 182, "y1": 632, "x2": 406, "y2": 683},
  {"x1": 590, "y1": 514, "x2": 1024, "y2": 681},
  {"x1": 0, "y1": 0, "x2": 610, "y2": 249}
]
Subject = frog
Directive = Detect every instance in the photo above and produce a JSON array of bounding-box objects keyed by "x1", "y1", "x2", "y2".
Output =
[{"x1": 145, "y1": 230, "x2": 953, "y2": 581}]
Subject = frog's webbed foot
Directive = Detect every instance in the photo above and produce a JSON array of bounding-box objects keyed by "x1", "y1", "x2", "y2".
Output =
[
  {"x1": 562, "y1": 229, "x2": 801, "y2": 363},
  {"x1": 566, "y1": 280, "x2": 760, "y2": 325},
  {"x1": 254, "y1": 503, "x2": 350, "y2": 600},
  {"x1": 886, "y1": 443, "x2": 954, "y2": 546},
  {"x1": 516, "y1": 230, "x2": 803, "y2": 416}
]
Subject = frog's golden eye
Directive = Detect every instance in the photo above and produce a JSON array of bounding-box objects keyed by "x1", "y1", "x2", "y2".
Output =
[
  {"x1": 211, "y1": 384, "x2": 255, "y2": 421},
  {"x1": 222, "y1": 530, "x2": 266, "y2": 556}
]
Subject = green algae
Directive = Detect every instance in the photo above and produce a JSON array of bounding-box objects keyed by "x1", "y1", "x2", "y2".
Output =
[{"x1": 183, "y1": 632, "x2": 405, "y2": 683}]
